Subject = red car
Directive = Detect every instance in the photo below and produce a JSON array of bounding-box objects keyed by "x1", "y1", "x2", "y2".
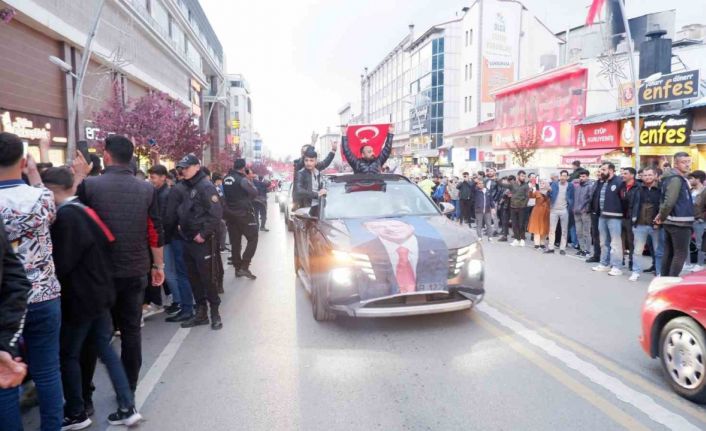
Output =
[{"x1": 641, "y1": 271, "x2": 706, "y2": 402}]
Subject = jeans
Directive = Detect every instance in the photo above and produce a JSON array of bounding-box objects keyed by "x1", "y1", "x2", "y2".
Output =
[
  {"x1": 163, "y1": 243, "x2": 180, "y2": 304},
  {"x1": 632, "y1": 225, "x2": 663, "y2": 274},
  {"x1": 451, "y1": 199, "x2": 460, "y2": 220},
  {"x1": 510, "y1": 207, "x2": 527, "y2": 241},
  {"x1": 475, "y1": 210, "x2": 492, "y2": 239},
  {"x1": 574, "y1": 213, "x2": 592, "y2": 252},
  {"x1": 599, "y1": 217, "x2": 623, "y2": 268},
  {"x1": 172, "y1": 239, "x2": 194, "y2": 313},
  {"x1": 0, "y1": 299, "x2": 63, "y2": 431},
  {"x1": 253, "y1": 201, "x2": 267, "y2": 229},
  {"x1": 61, "y1": 311, "x2": 134, "y2": 416},
  {"x1": 662, "y1": 224, "x2": 692, "y2": 277},
  {"x1": 694, "y1": 221, "x2": 706, "y2": 265},
  {"x1": 548, "y1": 208, "x2": 569, "y2": 250}
]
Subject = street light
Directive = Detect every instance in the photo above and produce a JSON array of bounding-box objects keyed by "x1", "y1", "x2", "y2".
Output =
[{"x1": 48, "y1": 56, "x2": 77, "y2": 78}]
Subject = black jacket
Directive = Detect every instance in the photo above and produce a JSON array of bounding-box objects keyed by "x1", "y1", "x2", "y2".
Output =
[
  {"x1": 222, "y1": 170, "x2": 258, "y2": 220},
  {"x1": 78, "y1": 165, "x2": 164, "y2": 278},
  {"x1": 51, "y1": 200, "x2": 115, "y2": 324},
  {"x1": 177, "y1": 171, "x2": 223, "y2": 241},
  {"x1": 341, "y1": 134, "x2": 393, "y2": 174},
  {"x1": 164, "y1": 182, "x2": 188, "y2": 242},
  {"x1": 456, "y1": 180, "x2": 475, "y2": 200},
  {"x1": 293, "y1": 151, "x2": 335, "y2": 183},
  {"x1": 0, "y1": 223, "x2": 30, "y2": 356},
  {"x1": 293, "y1": 168, "x2": 322, "y2": 208}
]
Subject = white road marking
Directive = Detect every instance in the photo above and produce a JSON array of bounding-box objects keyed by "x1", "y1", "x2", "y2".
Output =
[
  {"x1": 477, "y1": 302, "x2": 700, "y2": 431},
  {"x1": 134, "y1": 327, "x2": 191, "y2": 409}
]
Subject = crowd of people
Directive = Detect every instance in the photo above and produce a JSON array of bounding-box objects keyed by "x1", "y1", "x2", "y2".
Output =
[
  {"x1": 0, "y1": 132, "x2": 266, "y2": 430},
  {"x1": 414, "y1": 154, "x2": 704, "y2": 282}
]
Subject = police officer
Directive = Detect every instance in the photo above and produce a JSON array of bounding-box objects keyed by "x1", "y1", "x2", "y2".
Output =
[
  {"x1": 223, "y1": 159, "x2": 259, "y2": 280},
  {"x1": 174, "y1": 154, "x2": 224, "y2": 330}
]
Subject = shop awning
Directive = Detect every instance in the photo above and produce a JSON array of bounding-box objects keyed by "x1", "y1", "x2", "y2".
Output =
[
  {"x1": 561, "y1": 148, "x2": 617, "y2": 165},
  {"x1": 445, "y1": 119, "x2": 495, "y2": 138}
]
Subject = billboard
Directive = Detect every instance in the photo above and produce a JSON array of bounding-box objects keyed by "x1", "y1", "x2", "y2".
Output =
[
  {"x1": 574, "y1": 121, "x2": 620, "y2": 149},
  {"x1": 481, "y1": 0, "x2": 521, "y2": 116},
  {"x1": 494, "y1": 68, "x2": 587, "y2": 130},
  {"x1": 638, "y1": 70, "x2": 699, "y2": 106},
  {"x1": 639, "y1": 114, "x2": 693, "y2": 146}
]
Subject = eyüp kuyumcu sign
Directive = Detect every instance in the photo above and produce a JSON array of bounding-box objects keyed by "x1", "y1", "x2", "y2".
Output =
[{"x1": 638, "y1": 69, "x2": 699, "y2": 106}]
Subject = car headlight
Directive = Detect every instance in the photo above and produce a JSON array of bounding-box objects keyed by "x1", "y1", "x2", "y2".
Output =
[
  {"x1": 331, "y1": 267, "x2": 353, "y2": 286},
  {"x1": 451, "y1": 242, "x2": 482, "y2": 277},
  {"x1": 467, "y1": 259, "x2": 483, "y2": 277},
  {"x1": 331, "y1": 250, "x2": 375, "y2": 281},
  {"x1": 647, "y1": 276, "x2": 682, "y2": 294}
]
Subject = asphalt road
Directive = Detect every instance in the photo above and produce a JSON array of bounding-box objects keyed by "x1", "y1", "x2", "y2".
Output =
[{"x1": 22, "y1": 200, "x2": 706, "y2": 430}]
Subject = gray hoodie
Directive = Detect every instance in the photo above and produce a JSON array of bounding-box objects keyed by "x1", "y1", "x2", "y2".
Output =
[{"x1": 572, "y1": 179, "x2": 595, "y2": 214}]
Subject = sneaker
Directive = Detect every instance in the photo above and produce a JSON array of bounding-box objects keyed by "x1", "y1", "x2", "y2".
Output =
[
  {"x1": 585, "y1": 256, "x2": 600, "y2": 263},
  {"x1": 592, "y1": 264, "x2": 611, "y2": 272},
  {"x1": 510, "y1": 240, "x2": 519, "y2": 247},
  {"x1": 107, "y1": 407, "x2": 143, "y2": 427},
  {"x1": 629, "y1": 272, "x2": 640, "y2": 282},
  {"x1": 608, "y1": 267, "x2": 623, "y2": 276},
  {"x1": 559, "y1": 250, "x2": 566, "y2": 256},
  {"x1": 62, "y1": 413, "x2": 91, "y2": 430},
  {"x1": 534, "y1": 245, "x2": 541, "y2": 250},
  {"x1": 543, "y1": 249, "x2": 555, "y2": 254},
  {"x1": 498, "y1": 236, "x2": 508, "y2": 242},
  {"x1": 520, "y1": 240, "x2": 525, "y2": 247},
  {"x1": 165, "y1": 310, "x2": 194, "y2": 323},
  {"x1": 643, "y1": 266, "x2": 655, "y2": 273},
  {"x1": 164, "y1": 303, "x2": 182, "y2": 316},
  {"x1": 237, "y1": 268, "x2": 257, "y2": 280},
  {"x1": 691, "y1": 264, "x2": 703, "y2": 272}
]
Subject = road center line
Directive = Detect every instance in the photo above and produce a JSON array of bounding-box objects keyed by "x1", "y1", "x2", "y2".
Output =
[
  {"x1": 135, "y1": 327, "x2": 191, "y2": 409},
  {"x1": 488, "y1": 299, "x2": 706, "y2": 425},
  {"x1": 477, "y1": 302, "x2": 699, "y2": 431}
]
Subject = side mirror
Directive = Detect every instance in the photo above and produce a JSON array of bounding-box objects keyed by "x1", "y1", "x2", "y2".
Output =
[
  {"x1": 439, "y1": 202, "x2": 455, "y2": 215},
  {"x1": 294, "y1": 207, "x2": 316, "y2": 220}
]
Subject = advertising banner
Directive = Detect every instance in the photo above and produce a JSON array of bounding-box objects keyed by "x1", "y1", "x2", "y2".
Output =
[
  {"x1": 345, "y1": 124, "x2": 391, "y2": 162},
  {"x1": 638, "y1": 70, "x2": 699, "y2": 106},
  {"x1": 574, "y1": 121, "x2": 620, "y2": 149},
  {"x1": 344, "y1": 216, "x2": 448, "y2": 301},
  {"x1": 639, "y1": 114, "x2": 693, "y2": 146},
  {"x1": 492, "y1": 121, "x2": 573, "y2": 149},
  {"x1": 494, "y1": 69, "x2": 587, "y2": 130},
  {"x1": 481, "y1": 0, "x2": 521, "y2": 115}
]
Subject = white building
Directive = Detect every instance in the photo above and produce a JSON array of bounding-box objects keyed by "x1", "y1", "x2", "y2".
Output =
[{"x1": 227, "y1": 73, "x2": 254, "y2": 159}]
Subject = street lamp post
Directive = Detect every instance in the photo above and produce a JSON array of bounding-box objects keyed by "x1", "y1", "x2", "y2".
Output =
[
  {"x1": 50, "y1": 0, "x2": 106, "y2": 162},
  {"x1": 616, "y1": 0, "x2": 641, "y2": 168}
]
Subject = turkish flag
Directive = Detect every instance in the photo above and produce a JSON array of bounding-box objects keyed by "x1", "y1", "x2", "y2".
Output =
[
  {"x1": 585, "y1": 0, "x2": 606, "y2": 26},
  {"x1": 344, "y1": 124, "x2": 391, "y2": 163}
]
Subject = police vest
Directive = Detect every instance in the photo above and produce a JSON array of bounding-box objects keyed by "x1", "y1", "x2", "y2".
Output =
[
  {"x1": 599, "y1": 176, "x2": 624, "y2": 218},
  {"x1": 223, "y1": 171, "x2": 253, "y2": 211},
  {"x1": 663, "y1": 175, "x2": 695, "y2": 223}
]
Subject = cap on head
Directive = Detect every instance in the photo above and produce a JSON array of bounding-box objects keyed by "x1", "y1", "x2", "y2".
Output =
[
  {"x1": 233, "y1": 158, "x2": 246, "y2": 170},
  {"x1": 176, "y1": 153, "x2": 200, "y2": 169}
]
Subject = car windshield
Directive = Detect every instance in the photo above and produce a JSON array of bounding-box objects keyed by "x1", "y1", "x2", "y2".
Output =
[{"x1": 324, "y1": 179, "x2": 439, "y2": 219}]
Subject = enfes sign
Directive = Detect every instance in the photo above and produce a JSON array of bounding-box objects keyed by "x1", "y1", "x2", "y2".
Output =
[{"x1": 345, "y1": 124, "x2": 391, "y2": 162}]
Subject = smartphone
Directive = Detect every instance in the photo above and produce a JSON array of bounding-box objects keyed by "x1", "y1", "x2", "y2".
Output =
[
  {"x1": 22, "y1": 141, "x2": 28, "y2": 160},
  {"x1": 77, "y1": 140, "x2": 91, "y2": 162}
]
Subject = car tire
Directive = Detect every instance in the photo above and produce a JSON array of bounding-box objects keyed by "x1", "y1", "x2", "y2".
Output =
[
  {"x1": 658, "y1": 316, "x2": 706, "y2": 403},
  {"x1": 311, "y1": 278, "x2": 336, "y2": 322}
]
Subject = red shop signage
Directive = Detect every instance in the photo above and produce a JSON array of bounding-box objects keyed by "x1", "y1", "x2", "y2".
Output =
[{"x1": 574, "y1": 121, "x2": 619, "y2": 149}]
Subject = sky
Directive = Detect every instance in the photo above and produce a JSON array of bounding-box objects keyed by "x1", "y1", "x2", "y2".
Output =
[{"x1": 200, "y1": 0, "x2": 706, "y2": 159}]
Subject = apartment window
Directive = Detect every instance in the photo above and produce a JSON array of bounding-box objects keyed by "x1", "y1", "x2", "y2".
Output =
[
  {"x1": 465, "y1": 30, "x2": 469, "y2": 46},
  {"x1": 469, "y1": 96, "x2": 473, "y2": 112},
  {"x1": 469, "y1": 29, "x2": 473, "y2": 45},
  {"x1": 464, "y1": 96, "x2": 468, "y2": 113},
  {"x1": 465, "y1": 64, "x2": 468, "y2": 81},
  {"x1": 468, "y1": 64, "x2": 472, "y2": 80}
]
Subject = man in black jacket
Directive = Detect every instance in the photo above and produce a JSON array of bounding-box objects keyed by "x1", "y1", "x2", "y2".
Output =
[
  {"x1": 43, "y1": 167, "x2": 143, "y2": 427},
  {"x1": 223, "y1": 159, "x2": 259, "y2": 280},
  {"x1": 0, "y1": 223, "x2": 29, "y2": 390},
  {"x1": 292, "y1": 143, "x2": 336, "y2": 182},
  {"x1": 341, "y1": 128, "x2": 394, "y2": 174},
  {"x1": 456, "y1": 172, "x2": 475, "y2": 226},
  {"x1": 77, "y1": 135, "x2": 164, "y2": 393},
  {"x1": 293, "y1": 148, "x2": 327, "y2": 210},
  {"x1": 174, "y1": 154, "x2": 224, "y2": 330}
]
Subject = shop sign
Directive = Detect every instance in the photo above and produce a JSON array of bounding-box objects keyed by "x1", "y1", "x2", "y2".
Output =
[
  {"x1": 1, "y1": 111, "x2": 67, "y2": 145},
  {"x1": 640, "y1": 114, "x2": 693, "y2": 146},
  {"x1": 638, "y1": 70, "x2": 699, "y2": 106},
  {"x1": 574, "y1": 121, "x2": 619, "y2": 149},
  {"x1": 493, "y1": 121, "x2": 572, "y2": 149},
  {"x1": 618, "y1": 82, "x2": 636, "y2": 108}
]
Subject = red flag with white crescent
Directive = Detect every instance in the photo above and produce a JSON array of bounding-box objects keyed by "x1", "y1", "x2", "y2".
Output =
[
  {"x1": 344, "y1": 124, "x2": 391, "y2": 163},
  {"x1": 585, "y1": 0, "x2": 606, "y2": 26}
]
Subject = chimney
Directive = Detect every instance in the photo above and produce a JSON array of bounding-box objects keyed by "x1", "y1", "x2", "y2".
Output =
[
  {"x1": 409, "y1": 24, "x2": 415, "y2": 40},
  {"x1": 639, "y1": 29, "x2": 671, "y2": 79},
  {"x1": 462, "y1": 6, "x2": 470, "y2": 13}
]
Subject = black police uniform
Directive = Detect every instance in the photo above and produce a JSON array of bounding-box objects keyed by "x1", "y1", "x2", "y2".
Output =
[
  {"x1": 177, "y1": 168, "x2": 223, "y2": 326},
  {"x1": 223, "y1": 169, "x2": 259, "y2": 275}
]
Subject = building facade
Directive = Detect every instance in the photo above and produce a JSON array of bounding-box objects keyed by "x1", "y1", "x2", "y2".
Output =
[
  {"x1": 227, "y1": 73, "x2": 254, "y2": 159},
  {"x1": 0, "y1": 0, "x2": 226, "y2": 166}
]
